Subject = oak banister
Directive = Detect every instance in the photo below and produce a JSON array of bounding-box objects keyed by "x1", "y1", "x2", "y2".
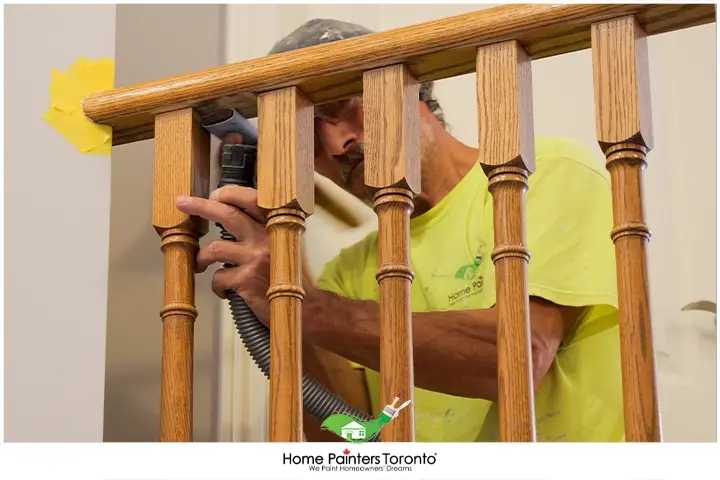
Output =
[{"x1": 82, "y1": 4, "x2": 714, "y2": 147}]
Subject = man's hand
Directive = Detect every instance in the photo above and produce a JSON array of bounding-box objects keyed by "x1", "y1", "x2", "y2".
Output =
[
  {"x1": 176, "y1": 185, "x2": 272, "y2": 323},
  {"x1": 176, "y1": 131, "x2": 273, "y2": 323}
]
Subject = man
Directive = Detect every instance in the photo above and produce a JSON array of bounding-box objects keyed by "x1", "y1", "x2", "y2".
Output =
[{"x1": 175, "y1": 19, "x2": 625, "y2": 442}]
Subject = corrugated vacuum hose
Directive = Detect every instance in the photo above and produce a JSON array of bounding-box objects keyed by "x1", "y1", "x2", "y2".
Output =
[{"x1": 217, "y1": 143, "x2": 376, "y2": 439}]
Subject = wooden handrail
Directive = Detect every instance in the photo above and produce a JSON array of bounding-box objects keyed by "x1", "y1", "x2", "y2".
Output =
[{"x1": 83, "y1": 3, "x2": 714, "y2": 146}]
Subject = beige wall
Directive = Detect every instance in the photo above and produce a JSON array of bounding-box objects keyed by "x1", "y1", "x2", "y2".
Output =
[
  {"x1": 5, "y1": 3, "x2": 227, "y2": 443},
  {"x1": 4, "y1": 4, "x2": 116, "y2": 441},
  {"x1": 103, "y1": 4, "x2": 225, "y2": 442},
  {"x1": 222, "y1": 4, "x2": 717, "y2": 442}
]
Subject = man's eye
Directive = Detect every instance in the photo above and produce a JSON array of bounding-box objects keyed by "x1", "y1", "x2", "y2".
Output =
[{"x1": 315, "y1": 114, "x2": 338, "y2": 125}]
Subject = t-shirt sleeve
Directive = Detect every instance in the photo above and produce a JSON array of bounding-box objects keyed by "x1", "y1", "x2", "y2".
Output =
[
  {"x1": 315, "y1": 253, "x2": 351, "y2": 297},
  {"x1": 524, "y1": 140, "x2": 619, "y2": 311},
  {"x1": 315, "y1": 232, "x2": 376, "y2": 299}
]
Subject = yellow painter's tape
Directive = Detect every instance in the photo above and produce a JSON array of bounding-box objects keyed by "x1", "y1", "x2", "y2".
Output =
[{"x1": 42, "y1": 56, "x2": 115, "y2": 156}]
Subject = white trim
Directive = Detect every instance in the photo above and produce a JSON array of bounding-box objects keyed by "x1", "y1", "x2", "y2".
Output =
[
  {"x1": 217, "y1": 2, "x2": 277, "y2": 443},
  {"x1": 232, "y1": 320, "x2": 270, "y2": 442}
]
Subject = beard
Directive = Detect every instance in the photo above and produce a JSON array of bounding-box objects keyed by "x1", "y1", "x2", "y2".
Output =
[
  {"x1": 337, "y1": 143, "x2": 365, "y2": 185},
  {"x1": 333, "y1": 118, "x2": 437, "y2": 208},
  {"x1": 334, "y1": 143, "x2": 372, "y2": 205}
]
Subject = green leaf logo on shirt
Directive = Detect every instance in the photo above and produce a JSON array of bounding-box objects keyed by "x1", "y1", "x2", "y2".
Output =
[{"x1": 454, "y1": 248, "x2": 484, "y2": 281}]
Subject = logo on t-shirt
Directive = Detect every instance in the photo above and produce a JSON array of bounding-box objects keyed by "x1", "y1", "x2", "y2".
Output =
[{"x1": 447, "y1": 243, "x2": 486, "y2": 306}]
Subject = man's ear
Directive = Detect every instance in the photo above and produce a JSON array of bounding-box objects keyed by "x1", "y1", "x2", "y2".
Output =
[
  {"x1": 418, "y1": 100, "x2": 432, "y2": 118},
  {"x1": 418, "y1": 100, "x2": 445, "y2": 131}
]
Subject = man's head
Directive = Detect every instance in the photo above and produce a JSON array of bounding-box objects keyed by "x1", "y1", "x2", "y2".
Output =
[{"x1": 269, "y1": 19, "x2": 447, "y2": 205}]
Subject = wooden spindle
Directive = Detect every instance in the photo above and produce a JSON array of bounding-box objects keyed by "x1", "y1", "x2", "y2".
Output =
[
  {"x1": 257, "y1": 86, "x2": 314, "y2": 442},
  {"x1": 476, "y1": 40, "x2": 536, "y2": 442},
  {"x1": 591, "y1": 15, "x2": 661, "y2": 442},
  {"x1": 153, "y1": 108, "x2": 210, "y2": 442},
  {"x1": 363, "y1": 64, "x2": 420, "y2": 442}
]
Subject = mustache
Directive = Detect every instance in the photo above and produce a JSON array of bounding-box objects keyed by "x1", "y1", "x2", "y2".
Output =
[{"x1": 337, "y1": 143, "x2": 365, "y2": 184}]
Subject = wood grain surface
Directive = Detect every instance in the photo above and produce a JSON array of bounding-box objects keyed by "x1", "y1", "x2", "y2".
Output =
[
  {"x1": 364, "y1": 65, "x2": 419, "y2": 442},
  {"x1": 257, "y1": 87, "x2": 315, "y2": 442},
  {"x1": 477, "y1": 40, "x2": 536, "y2": 442},
  {"x1": 152, "y1": 108, "x2": 210, "y2": 441},
  {"x1": 82, "y1": 4, "x2": 714, "y2": 146},
  {"x1": 592, "y1": 15, "x2": 661, "y2": 442}
]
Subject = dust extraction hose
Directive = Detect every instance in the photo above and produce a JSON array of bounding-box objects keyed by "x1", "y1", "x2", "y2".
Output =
[{"x1": 217, "y1": 143, "x2": 376, "y2": 434}]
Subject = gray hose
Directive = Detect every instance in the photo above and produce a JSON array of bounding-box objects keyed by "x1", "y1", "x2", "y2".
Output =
[
  {"x1": 214, "y1": 141, "x2": 375, "y2": 438},
  {"x1": 226, "y1": 291, "x2": 375, "y2": 425},
  {"x1": 219, "y1": 226, "x2": 377, "y2": 434}
]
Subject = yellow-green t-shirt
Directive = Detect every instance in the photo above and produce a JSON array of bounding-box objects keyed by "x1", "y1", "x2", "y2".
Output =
[{"x1": 316, "y1": 136, "x2": 624, "y2": 442}]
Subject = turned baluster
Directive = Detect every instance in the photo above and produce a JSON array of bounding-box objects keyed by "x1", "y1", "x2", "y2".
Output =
[
  {"x1": 476, "y1": 40, "x2": 537, "y2": 442},
  {"x1": 591, "y1": 15, "x2": 661, "y2": 442},
  {"x1": 153, "y1": 108, "x2": 211, "y2": 442},
  {"x1": 257, "y1": 86, "x2": 315, "y2": 442},
  {"x1": 363, "y1": 64, "x2": 420, "y2": 442}
]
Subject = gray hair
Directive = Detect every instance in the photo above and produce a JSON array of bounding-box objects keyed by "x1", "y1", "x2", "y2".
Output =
[
  {"x1": 419, "y1": 81, "x2": 446, "y2": 128},
  {"x1": 268, "y1": 18, "x2": 447, "y2": 129}
]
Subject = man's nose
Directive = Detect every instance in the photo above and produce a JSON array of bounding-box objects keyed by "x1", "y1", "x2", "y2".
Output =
[{"x1": 318, "y1": 121, "x2": 360, "y2": 157}]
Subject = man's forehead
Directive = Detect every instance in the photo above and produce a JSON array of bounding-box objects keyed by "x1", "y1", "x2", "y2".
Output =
[{"x1": 268, "y1": 18, "x2": 374, "y2": 55}]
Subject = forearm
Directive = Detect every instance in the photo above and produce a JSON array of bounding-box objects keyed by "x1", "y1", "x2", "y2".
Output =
[{"x1": 303, "y1": 287, "x2": 500, "y2": 401}]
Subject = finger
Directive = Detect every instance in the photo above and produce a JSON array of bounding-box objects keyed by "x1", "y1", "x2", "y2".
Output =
[
  {"x1": 210, "y1": 267, "x2": 231, "y2": 299},
  {"x1": 196, "y1": 239, "x2": 259, "y2": 274},
  {"x1": 211, "y1": 266, "x2": 253, "y2": 299},
  {"x1": 209, "y1": 185, "x2": 265, "y2": 224},
  {"x1": 175, "y1": 196, "x2": 261, "y2": 242}
]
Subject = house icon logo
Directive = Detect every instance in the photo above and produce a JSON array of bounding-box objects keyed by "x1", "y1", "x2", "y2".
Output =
[
  {"x1": 320, "y1": 393, "x2": 412, "y2": 443},
  {"x1": 341, "y1": 421, "x2": 366, "y2": 440}
]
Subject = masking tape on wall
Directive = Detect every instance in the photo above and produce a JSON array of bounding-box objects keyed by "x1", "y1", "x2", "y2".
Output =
[{"x1": 42, "y1": 56, "x2": 115, "y2": 156}]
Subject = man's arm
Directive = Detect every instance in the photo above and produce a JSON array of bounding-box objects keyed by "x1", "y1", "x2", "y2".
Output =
[
  {"x1": 301, "y1": 340, "x2": 371, "y2": 441},
  {"x1": 300, "y1": 247, "x2": 372, "y2": 441},
  {"x1": 305, "y1": 139, "x2": 617, "y2": 404},
  {"x1": 179, "y1": 137, "x2": 614, "y2": 409},
  {"x1": 303, "y1": 286, "x2": 582, "y2": 403}
]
